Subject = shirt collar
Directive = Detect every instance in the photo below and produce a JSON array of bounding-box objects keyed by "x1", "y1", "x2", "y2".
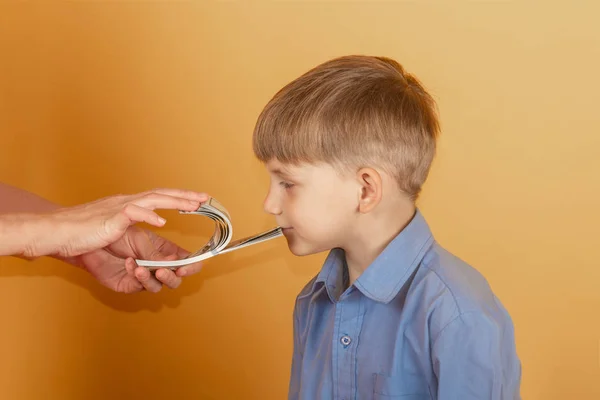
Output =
[
  {"x1": 314, "y1": 209, "x2": 434, "y2": 304},
  {"x1": 313, "y1": 248, "x2": 348, "y2": 302}
]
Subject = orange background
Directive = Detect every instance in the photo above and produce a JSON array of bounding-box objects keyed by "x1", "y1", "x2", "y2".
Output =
[{"x1": 1, "y1": 2, "x2": 599, "y2": 399}]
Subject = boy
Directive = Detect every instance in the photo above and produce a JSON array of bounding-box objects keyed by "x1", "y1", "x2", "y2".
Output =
[{"x1": 252, "y1": 55, "x2": 521, "y2": 399}]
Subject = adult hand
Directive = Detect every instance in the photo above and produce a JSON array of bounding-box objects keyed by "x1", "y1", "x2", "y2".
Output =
[
  {"x1": 2, "y1": 187, "x2": 208, "y2": 293},
  {"x1": 31, "y1": 188, "x2": 208, "y2": 258},
  {"x1": 75, "y1": 226, "x2": 204, "y2": 293}
]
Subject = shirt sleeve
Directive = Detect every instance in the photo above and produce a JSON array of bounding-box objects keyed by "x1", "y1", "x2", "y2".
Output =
[
  {"x1": 431, "y1": 312, "x2": 522, "y2": 400},
  {"x1": 288, "y1": 305, "x2": 303, "y2": 400}
]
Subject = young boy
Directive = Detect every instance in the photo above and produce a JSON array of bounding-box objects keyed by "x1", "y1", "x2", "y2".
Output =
[{"x1": 252, "y1": 55, "x2": 521, "y2": 399}]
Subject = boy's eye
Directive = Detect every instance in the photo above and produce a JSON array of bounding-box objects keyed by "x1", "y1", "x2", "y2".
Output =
[{"x1": 279, "y1": 181, "x2": 294, "y2": 189}]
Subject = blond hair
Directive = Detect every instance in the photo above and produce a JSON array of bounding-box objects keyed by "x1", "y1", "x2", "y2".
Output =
[{"x1": 252, "y1": 55, "x2": 440, "y2": 200}]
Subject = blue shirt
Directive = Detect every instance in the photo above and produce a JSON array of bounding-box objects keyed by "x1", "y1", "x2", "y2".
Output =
[{"x1": 289, "y1": 210, "x2": 521, "y2": 400}]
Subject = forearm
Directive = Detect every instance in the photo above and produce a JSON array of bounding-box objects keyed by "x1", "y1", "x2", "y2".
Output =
[
  {"x1": 0, "y1": 212, "x2": 51, "y2": 257},
  {"x1": 0, "y1": 183, "x2": 76, "y2": 262},
  {"x1": 0, "y1": 182, "x2": 60, "y2": 214}
]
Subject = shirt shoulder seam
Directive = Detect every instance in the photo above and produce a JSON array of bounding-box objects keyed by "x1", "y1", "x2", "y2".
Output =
[{"x1": 431, "y1": 310, "x2": 490, "y2": 347}]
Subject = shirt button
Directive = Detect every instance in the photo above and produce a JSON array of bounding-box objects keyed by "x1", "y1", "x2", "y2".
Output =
[{"x1": 340, "y1": 335, "x2": 352, "y2": 347}]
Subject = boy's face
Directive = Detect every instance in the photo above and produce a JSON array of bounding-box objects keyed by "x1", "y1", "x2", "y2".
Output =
[{"x1": 263, "y1": 158, "x2": 359, "y2": 256}]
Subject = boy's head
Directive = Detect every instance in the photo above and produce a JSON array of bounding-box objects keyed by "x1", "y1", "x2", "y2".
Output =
[{"x1": 253, "y1": 55, "x2": 440, "y2": 256}]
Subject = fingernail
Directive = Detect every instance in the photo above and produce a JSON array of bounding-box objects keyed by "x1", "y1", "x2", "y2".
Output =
[{"x1": 158, "y1": 217, "x2": 166, "y2": 225}]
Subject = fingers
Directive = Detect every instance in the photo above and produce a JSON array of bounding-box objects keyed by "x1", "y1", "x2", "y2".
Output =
[
  {"x1": 134, "y1": 188, "x2": 209, "y2": 207},
  {"x1": 121, "y1": 229, "x2": 192, "y2": 292},
  {"x1": 133, "y1": 263, "x2": 165, "y2": 293},
  {"x1": 154, "y1": 268, "x2": 183, "y2": 289},
  {"x1": 104, "y1": 189, "x2": 209, "y2": 236},
  {"x1": 176, "y1": 262, "x2": 203, "y2": 277},
  {"x1": 102, "y1": 205, "x2": 166, "y2": 244},
  {"x1": 143, "y1": 233, "x2": 202, "y2": 278},
  {"x1": 132, "y1": 266, "x2": 182, "y2": 291},
  {"x1": 111, "y1": 203, "x2": 168, "y2": 230},
  {"x1": 150, "y1": 188, "x2": 209, "y2": 202},
  {"x1": 132, "y1": 193, "x2": 203, "y2": 213}
]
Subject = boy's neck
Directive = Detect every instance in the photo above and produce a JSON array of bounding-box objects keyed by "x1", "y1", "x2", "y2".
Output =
[{"x1": 343, "y1": 200, "x2": 416, "y2": 287}]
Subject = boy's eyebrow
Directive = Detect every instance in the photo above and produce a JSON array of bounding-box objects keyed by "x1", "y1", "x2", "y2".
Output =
[{"x1": 269, "y1": 167, "x2": 294, "y2": 177}]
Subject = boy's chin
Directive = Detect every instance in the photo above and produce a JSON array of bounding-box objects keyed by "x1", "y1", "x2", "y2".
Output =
[
  {"x1": 286, "y1": 239, "x2": 326, "y2": 257},
  {"x1": 289, "y1": 247, "x2": 315, "y2": 256}
]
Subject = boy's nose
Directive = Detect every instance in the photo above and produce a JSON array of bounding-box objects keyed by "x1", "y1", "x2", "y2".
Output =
[{"x1": 263, "y1": 191, "x2": 282, "y2": 215}]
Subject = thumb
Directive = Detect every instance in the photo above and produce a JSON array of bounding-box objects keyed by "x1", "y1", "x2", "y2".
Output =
[{"x1": 104, "y1": 204, "x2": 167, "y2": 243}]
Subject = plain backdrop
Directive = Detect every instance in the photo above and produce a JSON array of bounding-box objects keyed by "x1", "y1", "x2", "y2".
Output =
[{"x1": 1, "y1": 1, "x2": 599, "y2": 399}]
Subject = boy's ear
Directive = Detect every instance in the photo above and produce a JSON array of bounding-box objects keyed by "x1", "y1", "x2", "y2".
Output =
[{"x1": 356, "y1": 167, "x2": 383, "y2": 213}]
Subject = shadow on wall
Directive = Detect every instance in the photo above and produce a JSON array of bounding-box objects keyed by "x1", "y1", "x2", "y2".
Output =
[{"x1": 0, "y1": 232, "x2": 287, "y2": 313}]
